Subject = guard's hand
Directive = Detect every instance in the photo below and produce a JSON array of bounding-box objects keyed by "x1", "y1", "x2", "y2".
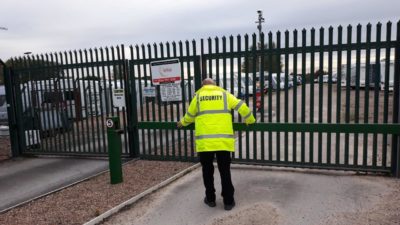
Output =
[{"x1": 177, "y1": 121, "x2": 183, "y2": 128}]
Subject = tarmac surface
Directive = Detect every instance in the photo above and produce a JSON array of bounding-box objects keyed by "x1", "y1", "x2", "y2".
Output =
[
  {"x1": 0, "y1": 157, "x2": 108, "y2": 212},
  {"x1": 104, "y1": 165, "x2": 398, "y2": 225}
]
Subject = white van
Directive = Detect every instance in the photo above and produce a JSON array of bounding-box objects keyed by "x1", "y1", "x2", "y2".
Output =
[
  {"x1": 0, "y1": 85, "x2": 7, "y2": 124},
  {"x1": 341, "y1": 63, "x2": 379, "y2": 88},
  {"x1": 218, "y1": 77, "x2": 240, "y2": 97},
  {"x1": 380, "y1": 60, "x2": 395, "y2": 91},
  {"x1": 341, "y1": 62, "x2": 394, "y2": 91}
]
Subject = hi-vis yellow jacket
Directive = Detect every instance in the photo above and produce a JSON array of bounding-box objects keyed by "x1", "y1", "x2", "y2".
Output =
[{"x1": 180, "y1": 85, "x2": 256, "y2": 152}]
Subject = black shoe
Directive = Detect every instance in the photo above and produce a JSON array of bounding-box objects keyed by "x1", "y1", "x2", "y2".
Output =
[
  {"x1": 203, "y1": 197, "x2": 216, "y2": 207},
  {"x1": 224, "y1": 201, "x2": 235, "y2": 211}
]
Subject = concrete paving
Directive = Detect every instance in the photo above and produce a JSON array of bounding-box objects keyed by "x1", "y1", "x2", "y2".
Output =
[
  {"x1": 104, "y1": 165, "x2": 397, "y2": 225},
  {"x1": 0, "y1": 157, "x2": 109, "y2": 212}
]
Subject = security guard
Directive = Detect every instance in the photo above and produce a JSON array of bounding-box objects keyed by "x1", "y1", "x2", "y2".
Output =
[{"x1": 177, "y1": 78, "x2": 255, "y2": 210}]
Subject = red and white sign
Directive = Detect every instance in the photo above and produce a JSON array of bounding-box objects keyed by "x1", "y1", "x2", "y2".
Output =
[{"x1": 150, "y1": 59, "x2": 181, "y2": 85}]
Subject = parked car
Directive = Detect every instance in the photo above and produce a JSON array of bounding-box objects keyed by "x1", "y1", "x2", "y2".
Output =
[
  {"x1": 321, "y1": 75, "x2": 328, "y2": 83},
  {"x1": 296, "y1": 76, "x2": 303, "y2": 85},
  {"x1": 255, "y1": 72, "x2": 294, "y2": 91},
  {"x1": 0, "y1": 85, "x2": 7, "y2": 124},
  {"x1": 314, "y1": 75, "x2": 337, "y2": 83}
]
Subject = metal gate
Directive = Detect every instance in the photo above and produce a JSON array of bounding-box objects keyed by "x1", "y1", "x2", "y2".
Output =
[
  {"x1": 128, "y1": 43, "x2": 202, "y2": 161},
  {"x1": 3, "y1": 21, "x2": 400, "y2": 176},
  {"x1": 3, "y1": 47, "x2": 135, "y2": 157},
  {"x1": 133, "y1": 22, "x2": 400, "y2": 176}
]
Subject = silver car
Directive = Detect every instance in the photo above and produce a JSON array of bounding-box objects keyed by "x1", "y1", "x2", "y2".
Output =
[{"x1": 0, "y1": 85, "x2": 7, "y2": 124}]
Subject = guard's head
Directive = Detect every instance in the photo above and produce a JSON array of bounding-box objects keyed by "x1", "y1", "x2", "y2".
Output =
[{"x1": 202, "y1": 78, "x2": 215, "y2": 86}]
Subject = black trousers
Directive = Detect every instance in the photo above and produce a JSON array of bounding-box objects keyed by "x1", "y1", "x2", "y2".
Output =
[{"x1": 199, "y1": 151, "x2": 235, "y2": 205}]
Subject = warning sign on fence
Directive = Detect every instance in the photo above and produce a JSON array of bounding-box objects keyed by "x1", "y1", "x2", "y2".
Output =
[
  {"x1": 112, "y1": 88, "x2": 125, "y2": 108},
  {"x1": 143, "y1": 86, "x2": 156, "y2": 97},
  {"x1": 150, "y1": 59, "x2": 181, "y2": 85},
  {"x1": 160, "y1": 83, "x2": 182, "y2": 102}
]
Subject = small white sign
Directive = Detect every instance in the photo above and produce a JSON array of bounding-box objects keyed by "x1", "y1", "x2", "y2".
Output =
[
  {"x1": 106, "y1": 119, "x2": 114, "y2": 128},
  {"x1": 113, "y1": 88, "x2": 125, "y2": 108},
  {"x1": 143, "y1": 86, "x2": 156, "y2": 97},
  {"x1": 160, "y1": 83, "x2": 182, "y2": 102},
  {"x1": 150, "y1": 59, "x2": 181, "y2": 85}
]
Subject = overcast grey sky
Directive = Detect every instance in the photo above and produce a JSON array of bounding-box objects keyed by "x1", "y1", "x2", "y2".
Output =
[{"x1": 0, "y1": 0, "x2": 399, "y2": 60}]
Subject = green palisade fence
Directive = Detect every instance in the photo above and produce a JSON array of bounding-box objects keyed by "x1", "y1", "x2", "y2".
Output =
[{"x1": 3, "y1": 21, "x2": 400, "y2": 176}]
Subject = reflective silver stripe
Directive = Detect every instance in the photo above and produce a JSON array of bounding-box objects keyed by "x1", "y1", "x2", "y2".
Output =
[
  {"x1": 243, "y1": 111, "x2": 253, "y2": 120},
  {"x1": 223, "y1": 92, "x2": 227, "y2": 110},
  {"x1": 197, "y1": 110, "x2": 230, "y2": 116},
  {"x1": 196, "y1": 134, "x2": 234, "y2": 140},
  {"x1": 187, "y1": 112, "x2": 196, "y2": 118},
  {"x1": 234, "y1": 101, "x2": 244, "y2": 111},
  {"x1": 196, "y1": 91, "x2": 228, "y2": 116},
  {"x1": 196, "y1": 94, "x2": 200, "y2": 112}
]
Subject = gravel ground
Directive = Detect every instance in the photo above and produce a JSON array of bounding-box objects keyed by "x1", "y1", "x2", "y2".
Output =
[
  {"x1": 103, "y1": 167, "x2": 400, "y2": 225},
  {"x1": 0, "y1": 136, "x2": 11, "y2": 161},
  {"x1": 323, "y1": 178, "x2": 400, "y2": 225},
  {"x1": 0, "y1": 160, "x2": 194, "y2": 225},
  {"x1": 208, "y1": 202, "x2": 280, "y2": 225}
]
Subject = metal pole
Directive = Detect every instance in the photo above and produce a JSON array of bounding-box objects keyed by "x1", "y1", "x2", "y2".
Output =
[
  {"x1": 256, "y1": 10, "x2": 265, "y2": 72},
  {"x1": 391, "y1": 21, "x2": 400, "y2": 178},
  {"x1": 255, "y1": 11, "x2": 265, "y2": 116},
  {"x1": 24, "y1": 52, "x2": 32, "y2": 82}
]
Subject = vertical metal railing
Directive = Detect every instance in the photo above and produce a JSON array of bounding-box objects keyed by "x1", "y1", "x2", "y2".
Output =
[
  {"x1": 191, "y1": 21, "x2": 398, "y2": 173},
  {"x1": 5, "y1": 21, "x2": 399, "y2": 175},
  {"x1": 391, "y1": 21, "x2": 400, "y2": 177}
]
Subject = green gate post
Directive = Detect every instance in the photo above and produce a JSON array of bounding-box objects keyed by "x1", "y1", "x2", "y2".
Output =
[
  {"x1": 2, "y1": 62, "x2": 21, "y2": 157},
  {"x1": 391, "y1": 21, "x2": 400, "y2": 178},
  {"x1": 106, "y1": 116, "x2": 123, "y2": 184},
  {"x1": 194, "y1": 56, "x2": 202, "y2": 91}
]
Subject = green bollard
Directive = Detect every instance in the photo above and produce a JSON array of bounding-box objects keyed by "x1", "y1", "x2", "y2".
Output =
[{"x1": 106, "y1": 116, "x2": 123, "y2": 184}]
